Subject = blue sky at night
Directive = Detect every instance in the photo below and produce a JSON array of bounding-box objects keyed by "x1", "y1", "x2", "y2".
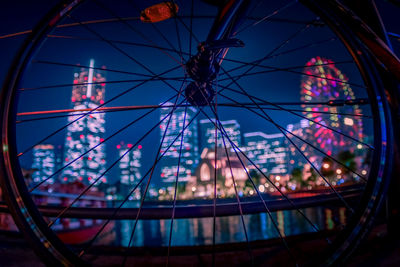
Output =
[{"x1": 1, "y1": 0, "x2": 399, "y2": 187}]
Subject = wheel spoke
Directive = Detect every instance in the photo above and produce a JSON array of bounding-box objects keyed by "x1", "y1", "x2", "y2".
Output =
[
  {"x1": 166, "y1": 106, "x2": 188, "y2": 266},
  {"x1": 129, "y1": 0, "x2": 185, "y2": 63},
  {"x1": 16, "y1": 104, "x2": 196, "y2": 123},
  {"x1": 213, "y1": 102, "x2": 371, "y2": 118},
  {"x1": 171, "y1": 0, "x2": 185, "y2": 64},
  {"x1": 201, "y1": 106, "x2": 299, "y2": 265},
  {"x1": 236, "y1": 0, "x2": 298, "y2": 35},
  {"x1": 46, "y1": 34, "x2": 184, "y2": 57},
  {"x1": 216, "y1": 73, "x2": 253, "y2": 263},
  {"x1": 30, "y1": 93, "x2": 179, "y2": 193},
  {"x1": 218, "y1": 92, "x2": 368, "y2": 182},
  {"x1": 121, "y1": 79, "x2": 187, "y2": 266},
  {"x1": 222, "y1": 20, "x2": 337, "y2": 90},
  {"x1": 33, "y1": 59, "x2": 181, "y2": 78},
  {"x1": 189, "y1": 0, "x2": 194, "y2": 58},
  {"x1": 19, "y1": 76, "x2": 184, "y2": 91},
  {"x1": 17, "y1": 64, "x2": 180, "y2": 156},
  {"x1": 92, "y1": 0, "x2": 185, "y2": 66},
  {"x1": 197, "y1": 106, "x2": 324, "y2": 238},
  {"x1": 219, "y1": 69, "x2": 355, "y2": 213},
  {"x1": 217, "y1": 60, "x2": 357, "y2": 85},
  {"x1": 78, "y1": 101, "x2": 203, "y2": 258},
  {"x1": 217, "y1": 83, "x2": 373, "y2": 149},
  {"x1": 67, "y1": 13, "x2": 186, "y2": 83}
]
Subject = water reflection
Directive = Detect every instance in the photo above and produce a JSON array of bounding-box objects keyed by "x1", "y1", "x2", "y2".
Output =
[{"x1": 106, "y1": 206, "x2": 347, "y2": 247}]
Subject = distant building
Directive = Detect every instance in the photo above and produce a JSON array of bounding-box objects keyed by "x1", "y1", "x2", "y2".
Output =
[
  {"x1": 117, "y1": 142, "x2": 142, "y2": 198},
  {"x1": 32, "y1": 144, "x2": 56, "y2": 184},
  {"x1": 159, "y1": 103, "x2": 199, "y2": 184},
  {"x1": 62, "y1": 59, "x2": 107, "y2": 185},
  {"x1": 192, "y1": 147, "x2": 248, "y2": 198},
  {"x1": 244, "y1": 132, "x2": 288, "y2": 175},
  {"x1": 285, "y1": 119, "x2": 311, "y2": 174},
  {"x1": 199, "y1": 119, "x2": 241, "y2": 150}
]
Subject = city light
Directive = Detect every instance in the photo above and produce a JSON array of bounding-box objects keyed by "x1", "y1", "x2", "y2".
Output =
[
  {"x1": 344, "y1": 117, "x2": 354, "y2": 126},
  {"x1": 258, "y1": 185, "x2": 265, "y2": 193}
]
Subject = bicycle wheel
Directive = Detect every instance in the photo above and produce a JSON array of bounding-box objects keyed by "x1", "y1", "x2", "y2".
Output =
[{"x1": 0, "y1": 0, "x2": 395, "y2": 266}]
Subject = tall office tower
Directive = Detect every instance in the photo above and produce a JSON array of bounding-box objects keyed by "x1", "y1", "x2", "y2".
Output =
[
  {"x1": 117, "y1": 142, "x2": 142, "y2": 197},
  {"x1": 32, "y1": 144, "x2": 56, "y2": 184},
  {"x1": 62, "y1": 59, "x2": 107, "y2": 185},
  {"x1": 159, "y1": 104, "x2": 199, "y2": 184},
  {"x1": 285, "y1": 119, "x2": 310, "y2": 174},
  {"x1": 244, "y1": 132, "x2": 288, "y2": 175},
  {"x1": 199, "y1": 119, "x2": 241, "y2": 150}
]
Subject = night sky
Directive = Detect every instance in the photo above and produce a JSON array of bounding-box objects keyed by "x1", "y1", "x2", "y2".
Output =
[{"x1": 1, "y1": 0, "x2": 399, "y2": 187}]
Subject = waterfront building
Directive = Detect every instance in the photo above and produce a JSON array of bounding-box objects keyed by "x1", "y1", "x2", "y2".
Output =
[
  {"x1": 199, "y1": 119, "x2": 241, "y2": 150},
  {"x1": 32, "y1": 144, "x2": 56, "y2": 184},
  {"x1": 192, "y1": 147, "x2": 248, "y2": 198},
  {"x1": 159, "y1": 103, "x2": 199, "y2": 184},
  {"x1": 62, "y1": 59, "x2": 107, "y2": 185},
  {"x1": 285, "y1": 119, "x2": 310, "y2": 174},
  {"x1": 117, "y1": 142, "x2": 142, "y2": 198},
  {"x1": 244, "y1": 131, "x2": 288, "y2": 175}
]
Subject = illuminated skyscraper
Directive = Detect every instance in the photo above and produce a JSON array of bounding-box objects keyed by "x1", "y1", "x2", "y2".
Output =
[
  {"x1": 117, "y1": 143, "x2": 142, "y2": 198},
  {"x1": 199, "y1": 119, "x2": 241, "y2": 150},
  {"x1": 32, "y1": 144, "x2": 56, "y2": 184},
  {"x1": 244, "y1": 132, "x2": 288, "y2": 175},
  {"x1": 159, "y1": 104, "x2": 199, "y2": 184},
  {"x1": 285, "y1": 119, "x2": 310, "y2": 174},
  {"x1": 62, "y1": 59, "x2": 107, "y2": 185},
  {"x1": 118, "y1": 143, "x2": 142, "y2": 185}
]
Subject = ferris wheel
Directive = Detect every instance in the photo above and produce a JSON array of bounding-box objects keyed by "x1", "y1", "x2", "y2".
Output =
[{"x1": 300, "y1": 57, "x2": 364, "y2": 156}]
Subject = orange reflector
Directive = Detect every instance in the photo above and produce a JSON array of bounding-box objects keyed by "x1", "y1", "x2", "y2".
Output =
[{"x1": 140, "y1": 2, "x2": 179, "y2": 23}]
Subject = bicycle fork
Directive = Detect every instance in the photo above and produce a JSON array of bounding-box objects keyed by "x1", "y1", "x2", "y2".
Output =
[{"x1": 185, "y1": 0, "x2": 251, "y2": 106}]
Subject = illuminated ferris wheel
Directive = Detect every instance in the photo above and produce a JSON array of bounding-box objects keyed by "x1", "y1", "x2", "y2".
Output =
[{"x1": 300, "y1": 57, "x2": 363, "y2": 156}]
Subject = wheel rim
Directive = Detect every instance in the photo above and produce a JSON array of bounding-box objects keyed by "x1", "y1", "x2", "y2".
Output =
[{"x1": 0, "y1": 0, "x2": 393, "y2": 265}]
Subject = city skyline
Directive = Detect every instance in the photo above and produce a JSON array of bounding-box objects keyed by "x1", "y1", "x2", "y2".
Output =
[{"x1": 29, "y1": 57, "x2": 369, "y2": 198}]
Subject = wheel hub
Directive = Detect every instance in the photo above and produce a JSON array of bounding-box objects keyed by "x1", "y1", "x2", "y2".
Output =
[
  {"x1": 185, "y1": 45, "x2": 219, "y2": 106},
  {"x1": 185, "y1": 39, "x2": 244, "y2": 106}
]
